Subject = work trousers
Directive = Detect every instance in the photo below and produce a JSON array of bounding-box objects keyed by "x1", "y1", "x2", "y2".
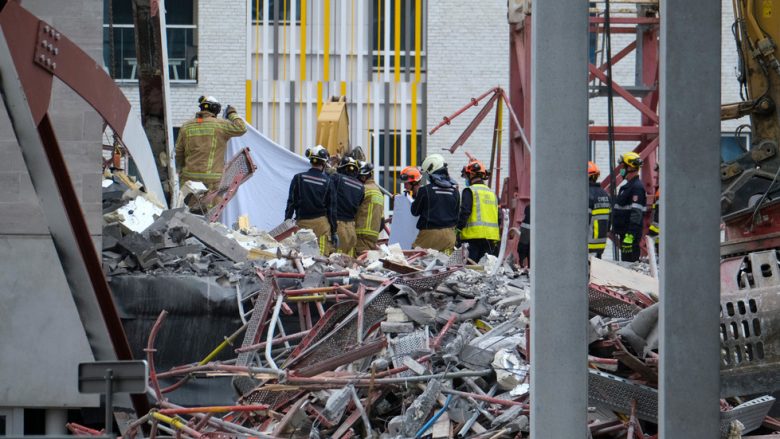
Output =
[
  {"x1": 355, "y1": 234, "x2": 378, "y2": 254},
  {"x1": 336, "y1": 220, "x2": 357, "y2": 256},
  {"x1": 462, "y1": 239, "x2": 499, "y2": 263},
  {"x1": 616, "y1": 233, "x2": 641, "y2": 263},
  {"x1": 413, "y1": 228, "x2": 456, "y2": 254},
  {"x1": 297, "y1": 216, "x2": 333, "y2": 256}
]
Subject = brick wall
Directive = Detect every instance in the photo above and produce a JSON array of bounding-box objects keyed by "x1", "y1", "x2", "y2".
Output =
[
  {"x1": 0, "y1": 0, "x2": 104, "y2": 236},
  {"x1": 426, "y1": 1, "x2": 509, "y2": 184},
  {"x1": 120, "y1": 0, "x2": 247, "y2": 128}
]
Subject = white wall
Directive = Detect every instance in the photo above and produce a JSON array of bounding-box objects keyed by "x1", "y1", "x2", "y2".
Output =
[{"x1": 426, "y1": 0, "x2": 509, "y2": 184}]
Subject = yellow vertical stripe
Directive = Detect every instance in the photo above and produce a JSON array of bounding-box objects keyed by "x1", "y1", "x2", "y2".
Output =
[
  {"x1": 341, "y1": 81, "x2": 347, "y2": 97},
  {"x1": 317, "y1": 81, "x2": 323, "y2": 114},
  {"x1": 324, "y1": 0, "x2": 330, "y2": 81},
  {"x1": 394, "y1": 0, "x2": 401, "y2": 83},
  {"x1": 377, "y1": 0, "x2": 382, "y2": 77},
  {"x1": 245, "y1": 80, "x2": 253, "y2": 124},
  {"x1": 300, "y1": 0, "x2": 307, "y2": 82},
  {"x1": 299, "y1": 0, "x2": 307, "y2": 151},
  {"x1": 411, "y1": 82, "x2": 417, "y2": 166},
  {"x1": 283, "y1": 0, "x2": 288, "y2": 80},
  {"x1": 414, "y1": 0, "x2": 421, "y2": 83}
]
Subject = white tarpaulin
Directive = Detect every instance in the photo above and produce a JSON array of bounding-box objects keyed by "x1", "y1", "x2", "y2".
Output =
[
  {"x1": 222, "y1": 122, "x2": 310, "y2": 231},
  {"x1": 388, "y1": 194, "x2": 417, "y2": 249}
]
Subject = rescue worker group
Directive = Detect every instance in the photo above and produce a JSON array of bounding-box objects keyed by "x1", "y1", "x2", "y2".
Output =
[{"x1": 176, "y1": 96, "x2": 648, "y2": 263}]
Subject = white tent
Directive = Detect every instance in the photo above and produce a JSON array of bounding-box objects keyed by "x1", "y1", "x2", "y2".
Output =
[{"x1": 222, "y1": 123, "x2": 310, "y2": 231}]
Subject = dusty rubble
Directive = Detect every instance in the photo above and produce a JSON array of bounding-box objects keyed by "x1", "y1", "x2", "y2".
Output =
[{"x1": 69, "y1": 180, "x2": 780, "y2": 438}]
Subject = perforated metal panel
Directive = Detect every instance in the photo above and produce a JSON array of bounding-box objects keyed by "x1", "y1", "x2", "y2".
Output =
[
  {"x1": 390, "y1": 330, "x2": 429, "y2": 377},
  {"x1": 205, "y1": 147, "x2": 257, "y2": 222},
  {"x1": 588, "y1": 370, "x2": 658, "y2": 423},
  {"x1": 719, "y1": 395, "x2": 775, "y2": 438},
  {"x1": 588, "y1": 284, "x2": 644, "y2": 319},
  {"x1": 395, "y1": 266, "x2": 462, "y2": 293}
]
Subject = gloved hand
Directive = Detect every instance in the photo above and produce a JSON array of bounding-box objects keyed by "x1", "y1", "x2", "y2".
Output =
[
  {"x1": 223, "y1": 105, "x2": 237, "y2": 119},
  {"x1": 331, "y1": 233, "x2": 340, "y2": 249},
  {"x1": 621, "y1": 233, "x2": 634, "y2": 253}
]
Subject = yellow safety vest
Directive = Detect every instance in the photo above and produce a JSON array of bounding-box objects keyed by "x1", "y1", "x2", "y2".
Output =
[{"x1": 461, "y1": 184, "x2": 500, "y2": 241}]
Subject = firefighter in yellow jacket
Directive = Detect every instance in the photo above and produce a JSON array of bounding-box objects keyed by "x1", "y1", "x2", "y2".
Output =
[
  {"x1": 175, "y1": 96, "x2": 247, "y2": 208},
  {"x1": 456, "y1": 158, "x2": 500, "y2": 262},
  {"x1": 355, "y1": 161, "x2": 385, "y2": 253}
]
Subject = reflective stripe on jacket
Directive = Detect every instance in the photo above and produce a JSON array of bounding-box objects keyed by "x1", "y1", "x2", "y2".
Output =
[
  {"x1": 588, "y1": 182, "x2": 611, "y2": 251},
  {"x1": 175, "y1": 111, "x2": 248, "y2": 182},
  {"x1": 355, "y1": 180, "x2": 384, "y2": 237},
  {"x1": 460, "y1": 184, "x2": 500, "y2": 241}
]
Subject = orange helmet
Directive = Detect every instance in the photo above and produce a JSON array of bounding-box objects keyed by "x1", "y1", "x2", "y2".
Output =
[
  {"x1": 588, "y1": 161, "x2": 600, "y2": 180},
  {"x1": 462, "y1": 159, "x2": 488, "y2": 179},
  {"x1": 400, "y1": 166, "x2": 422, "y2": 184}
]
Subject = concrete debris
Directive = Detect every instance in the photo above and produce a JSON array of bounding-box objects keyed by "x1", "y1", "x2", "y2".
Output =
[{"x1": 81, "y1": 185, "x2": 780, "y2": 438}]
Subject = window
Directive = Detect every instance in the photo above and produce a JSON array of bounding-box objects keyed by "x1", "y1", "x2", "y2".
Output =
[
  {"x1": 103, "y1": 0, "x2": 198, "y2": 82},
  {"x1": 371, "y1": 129, "x2": 423, "y2": 193},
  {"x1": 251, "y1": 0, "x2": 301, "y2": 23},
  {"x1": 371, "y1": 0, "x2": 423, "y2": 70}
]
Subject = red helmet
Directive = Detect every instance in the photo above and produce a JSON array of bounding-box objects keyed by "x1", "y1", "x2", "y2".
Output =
[
  {"x1": 462, "y1": 159, "x2": 488, "y2": 179},
  {"x1": 588, "y1": 161, "x2": 600, "y2": 179},
  {"x1": 400, "y1": 166, "x2": 422, "y2": 184}
]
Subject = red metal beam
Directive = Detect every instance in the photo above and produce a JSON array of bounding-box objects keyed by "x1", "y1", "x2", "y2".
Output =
[
  {"x1": 589, "y1": 64, "x2": 659, "y2": 124},
  {"x1": 588, "y1": 40, "x2": 637, "y2": 82}
]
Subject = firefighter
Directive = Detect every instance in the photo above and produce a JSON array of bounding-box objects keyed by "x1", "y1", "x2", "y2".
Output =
[
  {"x1": 400, "y1": 166, "x2": 422, "y2": 199},
  {"x1": 284, "y1": 145, "x2": 338, "y2": 255},
  {"x1": 332, "y1": 157, "x2": 365, "y2": 256},
  {"x1": 175, "y1": 96, "x2": 247, "y2": 209},
  {"x1": 611, "y1": 152, "x2": 647, "y2": 262},
  {"x1": 456, "y1": 158, "x2": 500, "y2": 262},
  {"x1": 354, "y1": 161, "x2": 385, "y2": 254},
  {"x1": 588, "y1": 161, "x2": 611, "y2": 259},
  {"x1": 648, "y1": 188, "x2": 660, "y2": 253},
  {"x1": 411, "y1": 154, "x2": 460, "y2": 254}
]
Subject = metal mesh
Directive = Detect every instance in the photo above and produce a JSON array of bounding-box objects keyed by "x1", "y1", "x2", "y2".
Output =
[
  {"x1": 235, "y1": 278, "x2": 274, "y2": 367},
  {"x1": 719, "y1": 395, "x2": 775, "y2": 438},
  {"x1": 205, "y1": 148, "x2": 256, "y2": 221},
  {"x1": 588, "y1": 370, "x2": 658, "y2": 423},
  {"x1": 395, "y1": 267, "x2": 462, "y2": 293},
  {"x1": 390, "y1": 330, "x2": 429, "y2": 377},
  {"x1": 447, "y1": 247, "x2": 467, "y2": 267},
  {"x1": 285, "y1": 301, "x2": 355, "y2": 364},
  {"x1": 293, "y1": 288, "x2": 395, "y2": 370},
  {"x1": 241, "y1": 387, "x2": 300, "y2": 410},
  {"x1": 588, "y1": 284, "x2": 643, "y2": 319}
]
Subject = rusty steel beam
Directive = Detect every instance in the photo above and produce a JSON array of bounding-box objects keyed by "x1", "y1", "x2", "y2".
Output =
[{"x1": 131, "y1": 0, "x2": 174, "y2": 202}]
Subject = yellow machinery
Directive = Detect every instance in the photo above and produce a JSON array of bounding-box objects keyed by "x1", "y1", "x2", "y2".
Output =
[{"x1": 316, "y1": 95, "x2": 351, "y2": 157}]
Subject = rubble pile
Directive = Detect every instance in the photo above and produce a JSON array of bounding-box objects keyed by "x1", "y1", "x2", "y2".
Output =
[{"x1": 81, "y1": 184, "x2": 780, "y2": 438}]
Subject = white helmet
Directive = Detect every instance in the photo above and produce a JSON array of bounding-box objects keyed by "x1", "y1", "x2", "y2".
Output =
[
  {"x1": 421, "y1": 153, "x2": 446, "y2": 174},
  {"x1": 305, "y1": 144, "x2": 330, "y2": 163}
]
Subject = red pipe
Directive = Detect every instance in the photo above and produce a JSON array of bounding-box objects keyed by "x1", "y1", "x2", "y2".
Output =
[
  {"x1": 158, "y1": 405, "x2": 269, "y2": 415},
  {"x1": 235, "y1": 330, "x2": 310, "y2": 353}
]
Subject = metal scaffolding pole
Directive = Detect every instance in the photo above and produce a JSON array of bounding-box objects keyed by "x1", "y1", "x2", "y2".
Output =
[
  {"x1": 529, "y1": 0, "x2": 589, "y2": 436},
  {"x1": 659, "y1": 0, "x2": 721, "y2": 437}
]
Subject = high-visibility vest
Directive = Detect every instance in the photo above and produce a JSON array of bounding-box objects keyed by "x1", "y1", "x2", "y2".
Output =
[
  {"x1": 588, "y1": 207, "x2": 611, "y2": 251},
  {"x1": 461, "y1": 184, "x2": 500, "y2": 241}
]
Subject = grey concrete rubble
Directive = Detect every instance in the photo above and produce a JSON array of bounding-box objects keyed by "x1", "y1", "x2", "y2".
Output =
[{"x1": 86, "y1": 186, "x2": 779, "y2": 438}]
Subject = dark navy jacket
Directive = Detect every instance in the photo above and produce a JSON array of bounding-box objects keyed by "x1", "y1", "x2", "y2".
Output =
[
  {"x1": 285, "y1": 168, "x2": 338, "y2": 232},
  {"x1": 411, "y1": 171, "x2": 460, "y2": 229},
  {"x1": 612, "y1": 176, "x2": 646, "y2": 236},
  {"x1": 333, "y1": 173, "x2": 365, "y2": 221}
]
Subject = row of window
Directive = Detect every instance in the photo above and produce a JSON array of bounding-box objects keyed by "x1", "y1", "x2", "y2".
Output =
[{"x1": 103, "y1": 0, "x2": 425, "y2": 81}]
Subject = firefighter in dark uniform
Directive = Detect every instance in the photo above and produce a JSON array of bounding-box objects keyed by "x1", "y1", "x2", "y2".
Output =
[
  {"x1": 332, "y1": 157, "x2": 365, "y2": 256},
  {"x1": 588, "y1": 161, "x2": 611, "y2": 259},
  {"x1": 285, "y1": 145, "x2": 338, "y2": 255},
  {"x1": 411, "y1": 154, "x2": 460, "y2": 254},
  {"x1": 611, "y1": 152, "x2": 647, "y2": 262},
  {"x1": 457, "y1": 158, "x2": 500, "y2": 262}
]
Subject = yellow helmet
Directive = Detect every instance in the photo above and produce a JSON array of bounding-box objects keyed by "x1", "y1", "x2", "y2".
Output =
[{"x1": 620, "y1": 152, "x2": 643, "y2": 170}]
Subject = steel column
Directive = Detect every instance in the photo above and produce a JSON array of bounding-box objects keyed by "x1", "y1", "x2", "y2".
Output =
[
  {"x1": 658, "y1": 0, "x2": 721, "y2": 437},
  {"x1": 529, "y1": 0, "x2": 589, "y2": 437}
]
